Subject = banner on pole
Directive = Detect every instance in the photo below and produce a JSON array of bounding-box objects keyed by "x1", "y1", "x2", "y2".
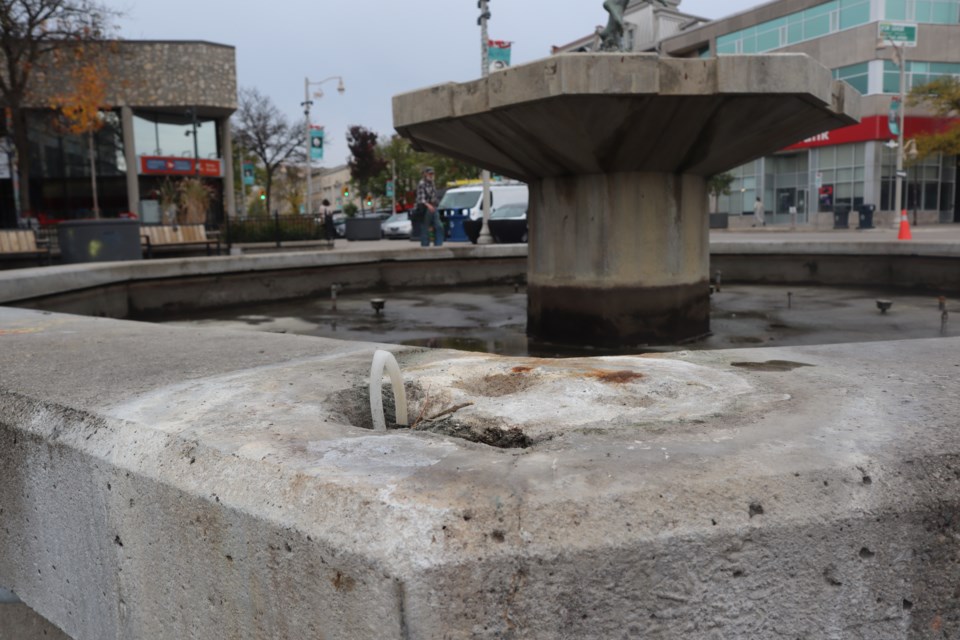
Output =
[
  {"x1": 487, "y1": 40, "x2": 512, "y2": 73},
  {"x1": 310, "y1": 126, "x2": 325, "y2": 161},
  {"x1": 242, "y1": 162, "x2": 255, "y2": 186}
]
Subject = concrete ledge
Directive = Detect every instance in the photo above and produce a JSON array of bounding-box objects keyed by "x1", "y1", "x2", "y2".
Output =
[{"x1": 2, "y1": 306, "x2": 960, "y2": 638}]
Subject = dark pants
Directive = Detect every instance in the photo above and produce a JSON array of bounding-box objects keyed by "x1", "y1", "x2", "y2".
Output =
[{"x1": 420, "y1": 209, "x2": 444, "y2": 246}]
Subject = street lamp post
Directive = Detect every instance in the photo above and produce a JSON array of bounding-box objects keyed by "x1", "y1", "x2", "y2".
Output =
[
  {"x1": 892, "y1": 41, "x2": 907, "y2": 219},
  {"x1": 477, "y1": 0, "x2": 494, "y2": 245},
  {"x1": 302, "y1": 76, "x2": 345, "y2": 215}
]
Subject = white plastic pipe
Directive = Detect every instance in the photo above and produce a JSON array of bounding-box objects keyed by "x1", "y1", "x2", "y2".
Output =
[{"x1": 369, "y1": 349, "x2": 408, "y2": 431}]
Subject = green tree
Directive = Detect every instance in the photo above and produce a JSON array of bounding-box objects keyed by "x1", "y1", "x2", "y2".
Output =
[
  {"x1": 0, "y1": 0, "x2": 118, "y2": 217},
  {"x1": 707, "y1": 172, "x2": 735, "y2": 213},
  {"x1": 346, "y1": 125, "x2": 387, "y2": 211},
  {"x1": 907, "y1": 77, "x2": 960, "y2": 158},
  {"x1": 374, "y1": 135, "x2": 482, "y2": 209}
]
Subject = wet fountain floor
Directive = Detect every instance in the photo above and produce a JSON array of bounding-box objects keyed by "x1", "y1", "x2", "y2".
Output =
[{"x1": 156, "y1": 284, "x2": 958, "y2": 357}]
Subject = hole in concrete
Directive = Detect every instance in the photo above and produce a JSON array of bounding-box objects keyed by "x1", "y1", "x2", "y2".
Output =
[
  {"x1": 731, "y1": 360, "x2": 814, "y2": 372},
  {"x1": 862, "y1": 475, "x2": 873, "y2": 485},
  {"x1": 859, "y1": 547, "x2": 875, "y2": 559},
  {"x1": 903, "y1": 599, "x2": 913, "y2": 610},
  {"x1": 748, "y1": 502, "x2": 764, "y2": 518},
  {"x1": 326, "y1": 384, "x2": 534, "y2": 449}
]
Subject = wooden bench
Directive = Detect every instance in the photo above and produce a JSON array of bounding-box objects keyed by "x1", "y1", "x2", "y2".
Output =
[
  {"x1": 141, "y1": 224, "x2": 221, "y2": 259},
  {"x1": 0, "y1": 229, "x2": 51, "y2": 266}
]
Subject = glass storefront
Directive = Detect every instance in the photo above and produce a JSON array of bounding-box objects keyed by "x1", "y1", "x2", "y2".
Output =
[{"x1": 133, "y1": 111, "x2": 219, "y2": 160}]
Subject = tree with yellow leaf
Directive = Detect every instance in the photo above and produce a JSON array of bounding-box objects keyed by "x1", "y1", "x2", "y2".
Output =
[
  {"x1": 0, "y1": 0, "x2": 118, "y2": 218},
  {"x1": 907, "y1": 77, "x2": 960, "y2": 159},
  {"x1": 49, "y1": 53, "x2": 110, "y2": 218}
]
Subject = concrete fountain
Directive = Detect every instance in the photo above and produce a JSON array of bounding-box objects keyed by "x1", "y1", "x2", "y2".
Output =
[
  {"x1": 394, "y1": 53, "x2": 859, "y2": 347},
  {"x1": 5, "y1": 47, "x2": 960, "y2": 640}
]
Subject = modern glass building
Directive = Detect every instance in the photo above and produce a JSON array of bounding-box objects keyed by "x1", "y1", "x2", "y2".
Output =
[
  {"x1": 663, "y1": 0, "x2": 960, "y2": 227},
  {"x1": 0, "y1": 41, "x2": 237, "y2": 229},
  {"x1": 554, "y1": 0, "x2": 960, "y2": 227}
]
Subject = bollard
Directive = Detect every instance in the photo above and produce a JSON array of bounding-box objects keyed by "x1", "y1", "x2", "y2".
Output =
[
  {"x1": 330, "y1": 283, "x2": 342, "y2": 311},
  {"x1": 714, "y1": 270, "x2": 722, "y2": 293},
  {"x1": 942, "y1": 309, "x2": 949, "y2": 335}
]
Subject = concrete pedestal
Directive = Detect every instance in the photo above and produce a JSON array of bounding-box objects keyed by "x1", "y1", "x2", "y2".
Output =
[
  {"x1": 393, "y1": 53, "x2": 859, "y2": 346},
  {"x1": 528, "y1": 171, "x2": 708, "y2": 346}
]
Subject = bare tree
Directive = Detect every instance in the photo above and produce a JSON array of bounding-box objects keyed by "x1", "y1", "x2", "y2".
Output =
[
  {"x1": 232, "y1": 87, "x2": 303, "y2": 216},
  {"x1": 0, "y1": 0, "x2": 118, "y2": 217}
]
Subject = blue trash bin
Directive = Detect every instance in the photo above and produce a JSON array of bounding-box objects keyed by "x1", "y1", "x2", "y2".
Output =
[{"x1": 444, "y1": 209, "x2": 470, "y2": 242}]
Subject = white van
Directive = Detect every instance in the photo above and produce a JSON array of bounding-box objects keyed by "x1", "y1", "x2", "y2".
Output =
[{"x1": 437, "y1": 182, "x2": 528, "y2": 244}]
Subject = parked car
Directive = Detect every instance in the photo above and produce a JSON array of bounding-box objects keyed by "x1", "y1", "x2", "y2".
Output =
[
  {"x1": 381, "y1": 212, "x2": 412, "y2": 239},
  {"x1": 488, "y1": 202, "x2": 528, "y2": 243},
  {"x1": 438, "y1": 182, "x2": 528, "y2": 243}
]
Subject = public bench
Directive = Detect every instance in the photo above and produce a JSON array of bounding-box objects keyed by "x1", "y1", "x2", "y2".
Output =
[
  {"x1": 141, "y1": 224, "x2": 221, "y2": 259},
  {"x1": 0, "y1": 229, "x2": 51, "y2": 266}
]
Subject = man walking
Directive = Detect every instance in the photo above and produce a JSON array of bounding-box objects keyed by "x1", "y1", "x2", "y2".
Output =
[
  {"x1": 753, "y1": 197, "x2": 765, "y2": 227},
  {"x1": 417, "y1": 166, "x2": 443, "y2": 247}
]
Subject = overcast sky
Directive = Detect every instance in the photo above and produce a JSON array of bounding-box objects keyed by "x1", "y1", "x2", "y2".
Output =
[{"x1": 110, "y1": 0, "x2": 764, "y2": 166}]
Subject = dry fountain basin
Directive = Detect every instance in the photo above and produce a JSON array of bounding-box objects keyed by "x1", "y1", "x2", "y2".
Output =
[{"x1": 394, "y1": 53, "x2": 860, "y2": 347}]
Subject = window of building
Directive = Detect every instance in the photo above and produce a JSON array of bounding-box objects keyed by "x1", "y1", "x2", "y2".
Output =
[
  {"x1": 833, "y1": 62, "x2": 870, "y2": 94},
  {"x1": 133, "y1": 111, "x2": 219, "y2": 160},
  {"x1": 716, "y1": 0, "x2": 872, "y2": 54},
  {"x1": 815, "y1": 143, "x2": 867, "y2": 212},
  {"x1": 882, "y1": 60, "x2": 960, "y2": 93},
  {"x1": 881, "y1": 146, "x2": 954, "y2": 210},
  {"x1": 884, "y1": 0, "x2": 960, "y2": 23},
  {"x1": 716, "y1": 160, "x2": 760, "y2": 215},
  {"x1": 27, "y1": 109, "x2": 126, "y2": 180}
]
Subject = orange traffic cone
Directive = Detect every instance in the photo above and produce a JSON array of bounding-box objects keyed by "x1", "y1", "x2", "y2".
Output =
[{"x1": 897, "y1": 209, "x2": 912, "y2": 240}]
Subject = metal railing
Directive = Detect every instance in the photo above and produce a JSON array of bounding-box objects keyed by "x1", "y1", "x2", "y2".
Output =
[{"x1": 222, "y1": 213, "x2": 334, "y2": 248}]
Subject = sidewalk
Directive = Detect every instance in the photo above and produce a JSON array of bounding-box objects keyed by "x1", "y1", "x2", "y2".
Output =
[{"x1": 320, "y1": 223, "x2": 960, "y2": 255}]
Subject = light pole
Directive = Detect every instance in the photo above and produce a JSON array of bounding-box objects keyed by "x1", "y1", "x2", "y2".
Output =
[
  {"x1": 477, "y1": 0, "x2": 494, "y2": 245},
  {"x1": 302, "y1": 76, "x2": 345, "y2": 215},
  {"x1": 879, "y1": 38, "x2": 907, "y2": 218}
]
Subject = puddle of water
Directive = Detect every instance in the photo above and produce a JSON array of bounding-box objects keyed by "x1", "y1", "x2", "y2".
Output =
[{"x1": 152, "y1": 284, "x2": 959, "y2": 357}]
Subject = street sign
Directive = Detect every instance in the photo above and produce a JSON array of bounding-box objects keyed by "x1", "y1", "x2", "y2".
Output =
[
  {"x1": 879, "y1": 22, "x2": 918, "y2": 47},
  {"x1": 896, "y1": 170, "x2": 908, "y2": 178}
]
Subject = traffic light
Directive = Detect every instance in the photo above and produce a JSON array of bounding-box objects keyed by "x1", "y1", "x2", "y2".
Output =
[
  {"x1": 342, "y1": 186, "x2": 350, "y2": 199},
  {"x1": 365, "y1": 195, "x2": 373, "y2": 208},
  {"x1": 259, "y1": 189, "x2": 266, "y2": 201}
]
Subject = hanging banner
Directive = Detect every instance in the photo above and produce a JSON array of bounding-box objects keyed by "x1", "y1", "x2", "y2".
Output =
[
  {"x1": 242, "y1": 162, "x2": 255, "y2": 186},
  {"x1": 888, "y1": 98, "x2": 901, "y2": 136},
  {"x1": 310, "y1": 126, "x2": 324, "y2": 161},
  {"x1": 488, "y1": 40, "x2": 512, "y2": 73}
]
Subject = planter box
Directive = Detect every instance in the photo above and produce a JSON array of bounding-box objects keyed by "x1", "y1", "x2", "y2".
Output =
[
  {"x1": 345, "y1": 217, "x2": 382, "y2": 241},
  {"x1": 57, "y1": 219, "x2": 142, "y2": 263}
]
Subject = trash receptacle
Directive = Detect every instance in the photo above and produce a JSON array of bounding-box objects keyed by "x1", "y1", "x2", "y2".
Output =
[
  {"x1": 444, "y1": 208, "x2": 470, "y2": 242},
  {"x1": 57, "y1": 219, "x2": 142, "y2": 263},
  {"x1": 833, "y1": 205, "x2": 851, "y2": 229},
  {"x1": 857, "y1": 204, "x2": 875, "y2": 229}
]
